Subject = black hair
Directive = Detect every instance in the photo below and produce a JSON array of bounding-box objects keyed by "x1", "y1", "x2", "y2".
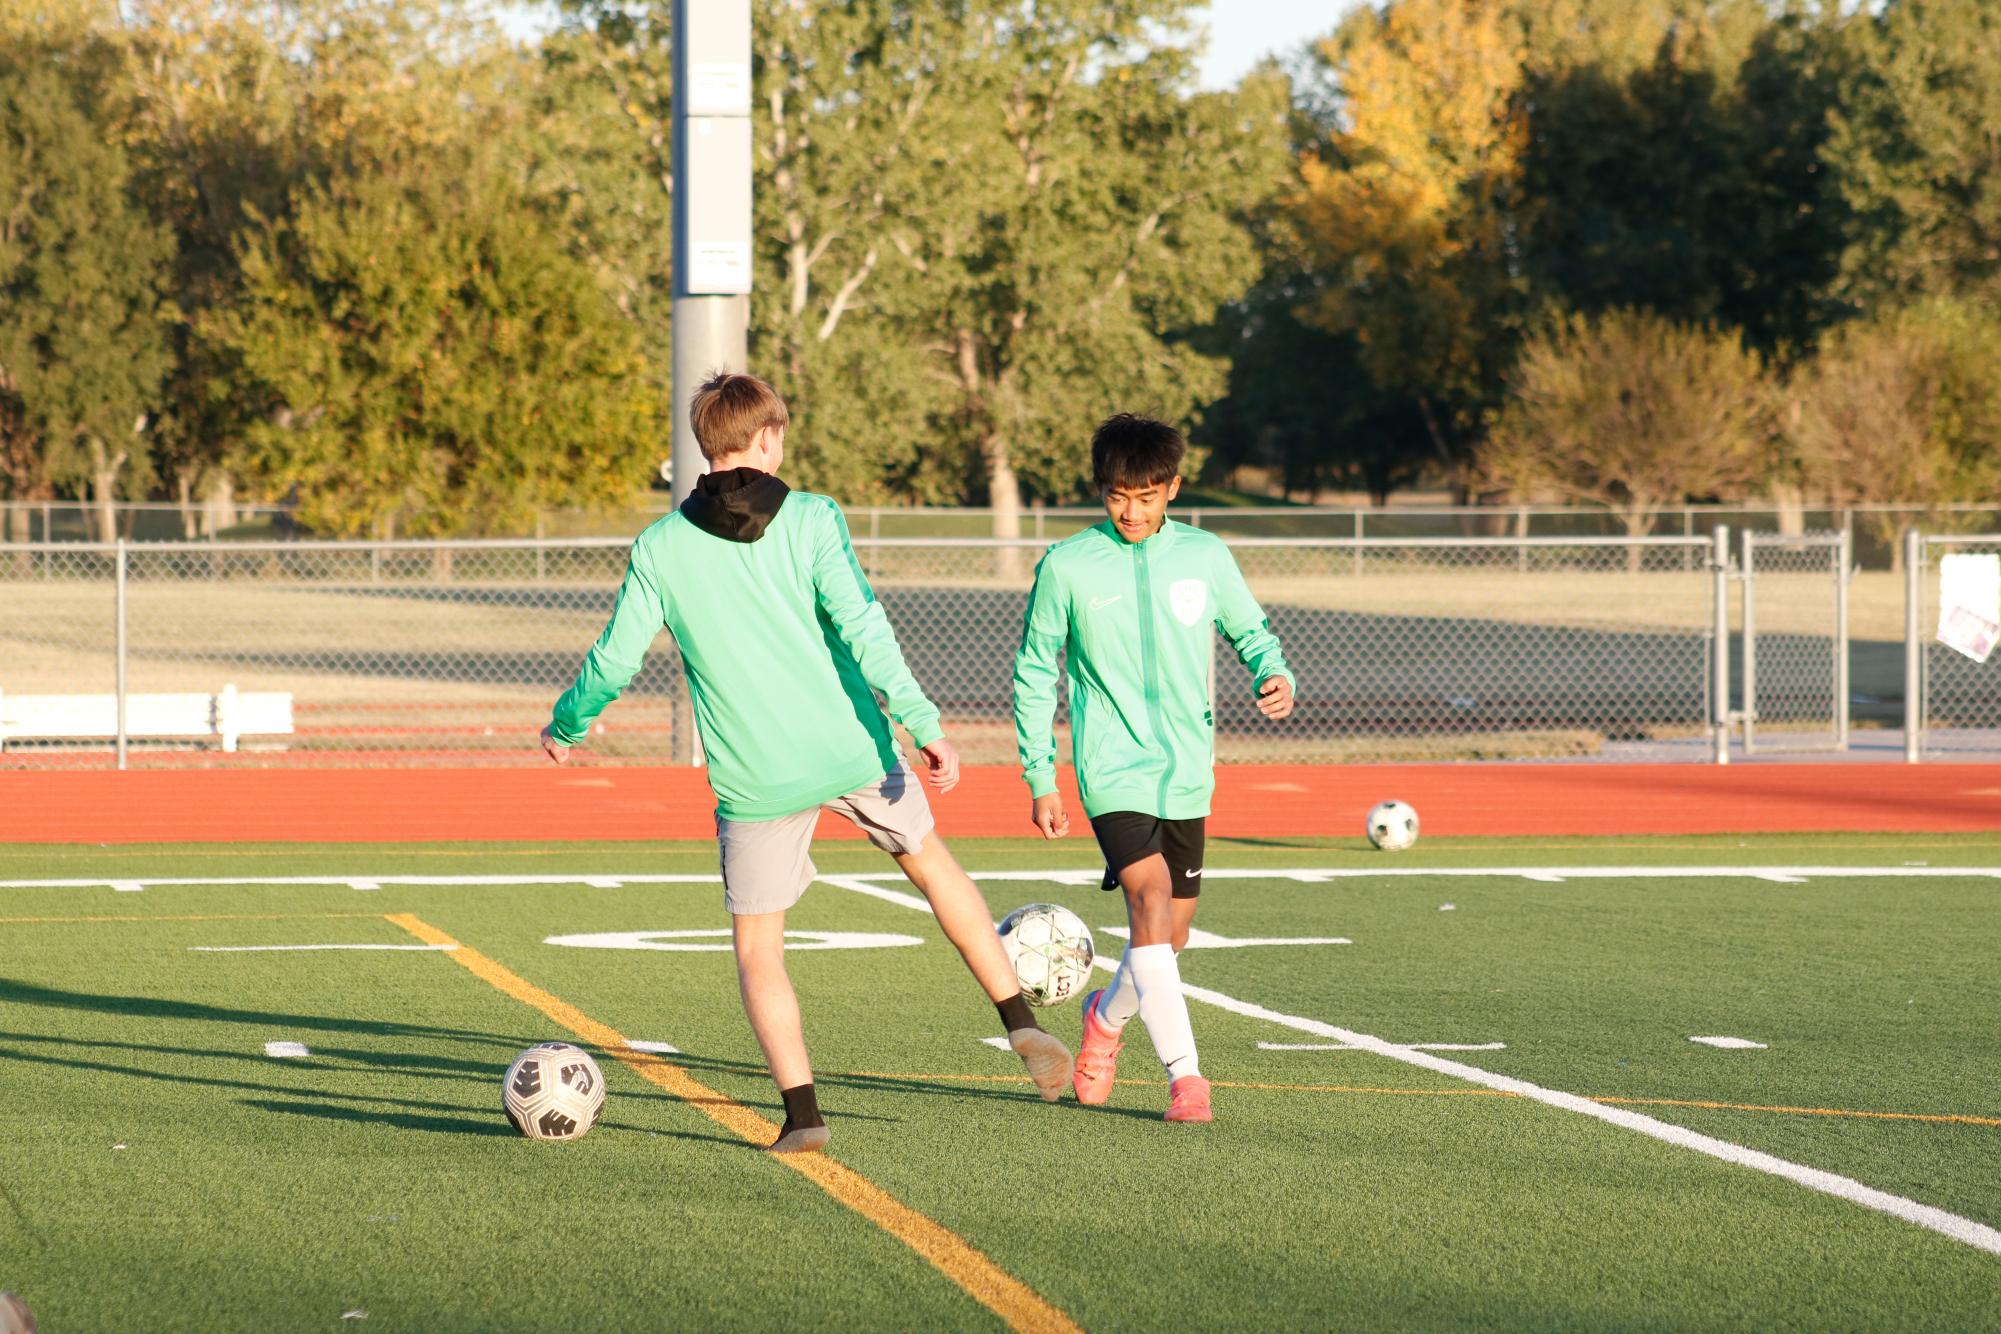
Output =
[{"x1": 1090, "y1": 413, "x2": 1185, "y2": 492}]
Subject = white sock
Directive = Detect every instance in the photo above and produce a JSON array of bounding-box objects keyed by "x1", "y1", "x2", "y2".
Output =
[
  {"x1": 1126, "y1": 943, "x2": 1200, "y2": 1080},
  {"x1": 1099, "y1": 949, "x2": 1141, "y2": 1029}
]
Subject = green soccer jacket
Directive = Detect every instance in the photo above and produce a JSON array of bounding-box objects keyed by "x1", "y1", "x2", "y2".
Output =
[
  {"x1": 1012, "y1": 518, "x2": 1294, "y2": 820},
  {"x1": 547, "y1": 473, "x2": 940, "y2": 822}
]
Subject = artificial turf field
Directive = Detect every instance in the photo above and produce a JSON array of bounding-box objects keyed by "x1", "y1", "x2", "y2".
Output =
[{"x1": 2, "y1": 832, "x2": 1998, "y2": 1331}]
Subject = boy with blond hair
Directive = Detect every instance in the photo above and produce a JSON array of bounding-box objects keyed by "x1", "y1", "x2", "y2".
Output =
[{"x1": 543, "y1": 371, "x2": 1072, "y2": 1151}]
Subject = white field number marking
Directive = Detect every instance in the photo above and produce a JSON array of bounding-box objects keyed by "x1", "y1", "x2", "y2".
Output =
[
  {"x1": 543, "y1": 929, "x2": 923, "y2": 952},
  {"x1": 265, "y1": 1041, "x2": 310, "y2": 1058},
  {"x1": 1690, "y1": 1036, "x2": 1769, "y2": 1049}
]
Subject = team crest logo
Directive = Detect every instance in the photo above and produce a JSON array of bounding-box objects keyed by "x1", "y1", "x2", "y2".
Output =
[{"x1": 1168, "y1": 578, "x2": 1207, "y2": 627}]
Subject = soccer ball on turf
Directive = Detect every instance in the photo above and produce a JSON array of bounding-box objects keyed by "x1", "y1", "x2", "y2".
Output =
[
  {"x1": 502, "y1": 1042, "x2": 607, "y2": 1141},
  {"x1": 1366, "y1": 799, "x2": 1420, "y2": 851},
  {"x1": 997, "y1": 903, "x2": 1095, "y2": 1007}
]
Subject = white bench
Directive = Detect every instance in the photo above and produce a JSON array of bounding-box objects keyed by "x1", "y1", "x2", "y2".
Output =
[{"x1": 0, "y1": 685, "x2": 294, "y2": 753}]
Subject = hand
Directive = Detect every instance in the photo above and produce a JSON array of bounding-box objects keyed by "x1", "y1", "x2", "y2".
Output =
[
  {"x1": 539, "y1": 724, "x2": 571, "y2": 765},
  {"x1": 1031, "y1": 792, "x2": 1070, "y2": 840},
  {"x1": 1256, "y1": 675, "x2": 1295, "y2": 720},
  {"x1": 918, "y1": 737, "x2": 960, "y2": 794}
]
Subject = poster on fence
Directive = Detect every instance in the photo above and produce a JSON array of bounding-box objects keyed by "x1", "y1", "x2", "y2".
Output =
[{"x1": 1937, "y1": 553, "x2": 2001, "y2": 664}]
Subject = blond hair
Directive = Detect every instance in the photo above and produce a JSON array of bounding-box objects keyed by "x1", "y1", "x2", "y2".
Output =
[{"x1": 689, "y1": 371, "x2": 790, "y2": 461}]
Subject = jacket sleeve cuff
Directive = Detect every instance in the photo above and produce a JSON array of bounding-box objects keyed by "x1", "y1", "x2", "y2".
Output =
[
  {"x1": 1025, "y1": 768, "x2": 1058, "y2": 800},
  {"x1": 908, "y1": 717, "x2": 945, "y2": 750}
]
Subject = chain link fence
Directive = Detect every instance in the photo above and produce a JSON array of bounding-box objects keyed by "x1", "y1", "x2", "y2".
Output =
[
  {"x1": 20, "y1": 498, "x2": 2001, "y2": 572},
  {"x1": 1915, "y1": 535, "x2": 2001, "y2": 757},
  {"x1": 1742, "y1": 531, "x2": 1849, "y2": 753},
  {"x1": 6, "y1": 533, "x2": 1755, "y2": 769}
]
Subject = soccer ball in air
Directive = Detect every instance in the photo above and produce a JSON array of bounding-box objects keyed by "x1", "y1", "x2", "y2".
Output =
[
  {"x1": 502, "y1": 1042, "x2": 607, "y2": 1141},
  {"x1": 997, "y1": 903, "x2": 1095, "y2": 1007},
  {"x1": 1366, "y1": 800, "x2": 1420, "y2": 851}
]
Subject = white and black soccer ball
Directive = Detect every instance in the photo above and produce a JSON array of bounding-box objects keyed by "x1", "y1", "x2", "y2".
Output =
[
  {"x1": 1366, "y1": 799, "x2": 1420, "y2": 851},
  {"x1": 502, "y1": 1042, "x2": 607, "y2": 1141},
  {"x1": 997, "y1": 903, "x2": 1095, "y2": 1007}
]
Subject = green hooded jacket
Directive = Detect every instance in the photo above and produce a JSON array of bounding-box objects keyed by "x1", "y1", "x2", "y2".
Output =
[
  {"x1": 1012, "y1": 518, "x2": 1294, "y2": 820},
  {"x1": 547, "y1": 469, "x2": 940, "y2": 822}
]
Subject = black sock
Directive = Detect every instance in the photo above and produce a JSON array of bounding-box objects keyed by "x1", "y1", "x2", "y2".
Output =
[
  {"x1": 779, "y1": 1082, "x2": 823, "y2": 1130},
  {"x1": 996, "y1": 993, "x2": 1037, "y2": 1034}
]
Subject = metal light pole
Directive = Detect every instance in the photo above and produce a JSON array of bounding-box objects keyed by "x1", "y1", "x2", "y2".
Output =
[
  {"x1": 670, "y1": 0, "x2": 752, "y2": 764},
  {"x1": 670, "y1": 0, "x2": 752, "y2": 504}
]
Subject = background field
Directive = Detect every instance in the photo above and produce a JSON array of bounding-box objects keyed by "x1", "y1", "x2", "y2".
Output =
[{"x1": 3, "y1": 834, "x2": 1998, "y2": 1331}]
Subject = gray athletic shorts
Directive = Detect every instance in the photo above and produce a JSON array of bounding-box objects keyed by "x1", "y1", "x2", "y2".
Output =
[{"x1": 716, "y1": 762, "x2": 934, "y2": 916}]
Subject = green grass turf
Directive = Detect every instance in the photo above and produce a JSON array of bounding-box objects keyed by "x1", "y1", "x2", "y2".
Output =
[{"x1": 1, "y1": 835, "x2": 1997, "y2": 1330}]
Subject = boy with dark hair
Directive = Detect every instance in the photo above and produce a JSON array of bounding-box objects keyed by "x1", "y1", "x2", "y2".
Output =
[
  {"x1": 543, "y1": 370, "x2": 1073, "y2": 1152},
  {"x1": 1012, "y1": 412, "x2": 1295, "y2": 1122}
]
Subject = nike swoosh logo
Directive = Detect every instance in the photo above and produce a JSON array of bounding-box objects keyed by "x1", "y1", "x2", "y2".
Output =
[
  {"x1": 1184, "y1": 868, "x2": 1202, "y2": 878},
  {"x1": 1089, "y1": 595, "x2": 1122, "y2": 610}
]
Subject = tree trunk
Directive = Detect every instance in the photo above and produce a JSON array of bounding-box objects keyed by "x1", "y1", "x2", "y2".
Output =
[
  {"x1": 986, "y1": 434, "x2": 1024, "y2": 583},
  {"x1": 1618, "y1": 505, "x2": 1657, "y2": 574},
  {"x1": 4, "y1": 502, "x2": 28, "y2": 576},
  {"x1": 1770, "y1": 482, "x2": 1805, "y2": 537},
  {"x1": 202, "y1": 472, "x2": 238, "y2": 538},
  {"x1": 86, "y1": 437, "x2": 127, "y2": 544}
]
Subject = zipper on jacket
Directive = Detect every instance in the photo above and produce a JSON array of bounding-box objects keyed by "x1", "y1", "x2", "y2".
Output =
[{"x1": 1132, "y1": 536, "x2": 1174, "y2": 812}]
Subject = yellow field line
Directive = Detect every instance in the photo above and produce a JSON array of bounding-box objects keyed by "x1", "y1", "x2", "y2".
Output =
[
  {"x1": 0, "y1": 912, "x2": 384, "y2": 925},
  {"x1": 843, "y1": 1071, "x2": 2001, "y2": 1127},
  {"x1": 385, "y1": 913, "x2": 1078, "y2": 1334},
  {"x1": 1589, "y1": 1095, "x2": 2001, "y2": 1128}
]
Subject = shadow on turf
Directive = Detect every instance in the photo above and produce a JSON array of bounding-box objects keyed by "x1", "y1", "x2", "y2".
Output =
[
  {"x1": 670, "y1": 1052, "x2": 1164, "y2": 1125},
  {"x1": 0, "y1": 976, "x2": 532, "y2": 1048}
]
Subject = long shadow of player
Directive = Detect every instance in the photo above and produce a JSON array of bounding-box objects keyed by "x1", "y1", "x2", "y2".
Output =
[{"x1": 0, "y1": 975, "x2": 529, "y2": 1048}]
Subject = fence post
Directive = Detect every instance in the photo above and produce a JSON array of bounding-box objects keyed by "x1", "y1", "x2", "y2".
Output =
[
  {"x1": 115, "y1": 540, "x2": 129, "y2": 772},
  {"x1": 1904, "y1": 528, "x2": 1921, "y2": 763},
  {"x1": 1712, "y1": 524, "x2": 1730, "y2": 765},
  {"x1": 1835, "y1": 524, "x2": 1851, "y2": 751},
  {"x1": 535, "y1": 513, "x2": 547, "y2": 582},
  {"x1": 1740, "y1": 529, "x2": 1757, "y2": 755},
  {"x1": 1352, "y1": 511, "x2": 1363, "y2": 577}
]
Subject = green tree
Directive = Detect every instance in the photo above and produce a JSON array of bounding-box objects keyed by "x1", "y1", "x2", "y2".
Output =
[
  {"x1": 0, "y1": 35, "x2": 172, "y2": 541},
  {"x1": 565, "y1": 1, "x2": 1286, "y2": 529},
  {"x1": 1482, "y1": 309, "x2": 1774, "y2": 558},
  {"x1": 1827, "y1": 0, "x2": 2001, "y2": 307},
  {"x1": 108, "y1": 0, "x2": 531, "y2": 531},
  {"x1": 1783, "y1": 299, "x2": 2001, "y2": 560},
  {"x1": 205, "y1": 154, "x2": 662, "y2": 537}
]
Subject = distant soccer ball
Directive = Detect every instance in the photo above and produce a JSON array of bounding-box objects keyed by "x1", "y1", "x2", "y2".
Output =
[
  {"x1": 1366, "y1": 799, "x2": 1420, "y2": 851},
  {"x1": 997, "y1": 903, "x2": 1095, "y2": 1007},
  {"x1": 502, "y1": 1042, "x2": 607, "y2": 1141}
]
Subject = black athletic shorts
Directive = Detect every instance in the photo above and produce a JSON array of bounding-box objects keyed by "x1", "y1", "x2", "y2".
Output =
[{"x1": 1090, "y1": 812, "x2": 1207, "y2": 899}]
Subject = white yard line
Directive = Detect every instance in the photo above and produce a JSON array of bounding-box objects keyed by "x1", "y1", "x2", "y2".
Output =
[
  {"x1": 816, "y1": 875, "x2": 2001, "y2": 1260},
  {"x1": 8, "y1": 866, "x2": 2001, "y2": 892}
]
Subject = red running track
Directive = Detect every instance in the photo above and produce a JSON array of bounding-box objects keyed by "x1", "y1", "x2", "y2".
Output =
[{"x1": 3, "y1": 763, "x2": 1998, "y2": 843}]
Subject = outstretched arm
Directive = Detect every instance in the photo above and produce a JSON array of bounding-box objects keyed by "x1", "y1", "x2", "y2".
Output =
[
  {"x1": 809, "y1": 501, "x2": 944, "y2": 750},
  {"x1": 1213, "y1": 545, "x2": 1295, "y2": 717},
  {"x1": 544, "y1": 541, "x2": 668, "y2": 757}
]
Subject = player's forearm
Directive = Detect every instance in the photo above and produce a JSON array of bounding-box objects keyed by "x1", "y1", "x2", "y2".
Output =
[
  {"x1": 838, "y1": 600, "x2": 944, "y2": 747},
  {"x1": 548, "y1": 646, "x2": 641, "y2": 744}
]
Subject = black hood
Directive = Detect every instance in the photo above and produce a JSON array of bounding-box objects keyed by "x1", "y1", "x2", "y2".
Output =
[{"x1": 680, "y1": 467, "x2": 790, "y2": 543}]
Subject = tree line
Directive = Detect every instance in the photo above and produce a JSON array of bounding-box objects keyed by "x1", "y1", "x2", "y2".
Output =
[{"x1": 0, "y1": 0, "x2": 1995, "y2": 542}]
